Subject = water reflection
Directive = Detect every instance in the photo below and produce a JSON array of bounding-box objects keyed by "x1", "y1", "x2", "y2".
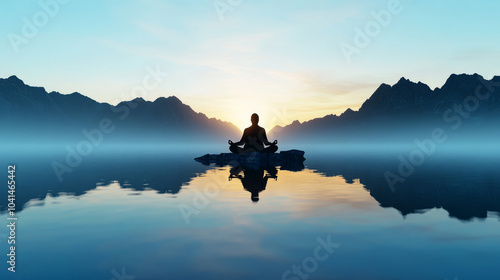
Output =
[
  {"x1": 1, "y1": 149, "x2": 499, "y2": 222},
  {"x1": 0, "y1": 149, "x2": 209, "y2": 213},
  {"x1": 305, "y1": 151, "x2": 500, "y2": 221},
  {"x1": 229, "y1": 166, "x2": 278, "y2": 202},
  {"x1": 1, "y1": 148, "x2": 499, "y2": 279}
]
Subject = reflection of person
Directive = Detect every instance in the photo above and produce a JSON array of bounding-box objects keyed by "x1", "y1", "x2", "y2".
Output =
[
  {"x1": 229, "y1": 113, "x2": 278, "y2": 154},
  {"x1": 229, "y1": 166, "x2": 277, "y2": 202}
]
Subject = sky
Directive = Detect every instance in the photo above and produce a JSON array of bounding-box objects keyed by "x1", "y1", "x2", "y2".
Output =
[{"x1": 1, "y1": 0, "x2": 499, "y2": 130}]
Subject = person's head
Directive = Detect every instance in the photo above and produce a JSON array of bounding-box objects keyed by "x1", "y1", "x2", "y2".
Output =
[
  {"x1": 251, "y1": 192, "x2": 259, "y2": 203},
  {"x1": 251, "y1": 113, "x2": 259, "y2": 125}
]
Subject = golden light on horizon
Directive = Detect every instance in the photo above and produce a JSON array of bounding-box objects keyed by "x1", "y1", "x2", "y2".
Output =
[
  {"x1": 222, "y1": 103, "x2": 280, "y2": 132},
  {"x1": 183, "y1": 88, "x2": 366, "y2": 133},
  {"x1": 187, "y1": 167, "x2": 379, "y2": 217}
]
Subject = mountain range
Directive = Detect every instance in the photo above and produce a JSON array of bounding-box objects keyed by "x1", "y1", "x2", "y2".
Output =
[
  {"x1": 1, "y1": 74, "x2": 499, "y2": 146},
  {"x1": 0, "y1": 75, "x2": 241, "y2": 144},
  {"x1": 270, "y1": 73, "x2": 500, "y2": 145}
]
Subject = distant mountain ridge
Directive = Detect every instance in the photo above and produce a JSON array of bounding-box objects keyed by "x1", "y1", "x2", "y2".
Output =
[
  {"x1": 2, "y1": 74, "x2": 500, "y2": 146},
  {"x1": 0, "y1": 76, "x2": 241, "y2": 144},
  {"x1": 270, "y1": 73, "x2": 500, "y2": 144}
]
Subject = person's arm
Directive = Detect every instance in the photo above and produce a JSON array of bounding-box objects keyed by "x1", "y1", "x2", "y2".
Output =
[
  {"x1": 259, "y1": 128, "x2": 274, "y2": 146},
  {"x1": 231, "y1": 129, "x2": 247, "y2": 146}
]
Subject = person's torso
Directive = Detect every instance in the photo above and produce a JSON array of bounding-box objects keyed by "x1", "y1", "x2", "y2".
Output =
[{"x1": 243, "y1": 126, "x2": 265, "y2": 149}]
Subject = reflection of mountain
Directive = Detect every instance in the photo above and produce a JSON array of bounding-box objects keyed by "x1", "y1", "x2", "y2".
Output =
[
  {"x1": 3, "y1": 149, "x2": 499, "y2": 221},
  {"x1": 0, "y1": 151, "x2": 209, "y2": 213},
  {"x1": 0, "y1": 76, "x2": 240, "y2": 143},
  {"x1": 270, "y1": 74, "x2": 500, "y2": 144},
  {"x1": 306, "y1": 151, "x2": 500, "y2": 221}
]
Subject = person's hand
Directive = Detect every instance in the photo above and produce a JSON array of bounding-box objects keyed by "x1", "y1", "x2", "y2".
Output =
[
  {"x1": 228, "y1": 140, "x2": 233, "y2": 145},
  {"x1": 273, "y1": 140, "x2": 278, "y2": 145}
]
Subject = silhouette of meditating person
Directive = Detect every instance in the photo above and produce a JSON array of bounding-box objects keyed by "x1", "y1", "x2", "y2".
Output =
[
  {"x1": 229, "y1": 166, "x2": 277, "y2": 202},
  {"x1": 229, "y1": 113, "x2": 278, "y2": 154}
]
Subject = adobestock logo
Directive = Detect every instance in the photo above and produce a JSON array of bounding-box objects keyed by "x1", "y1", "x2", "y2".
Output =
[
  {"x1": 213, "y1": 0, "x2": 243, "y2": 21},
  {"x1": 384, "y1": 77, "x2": 500, "y2": 191},
  {"x1": 51, "y1": 65, "x2": 168, "y2": 183},
  {"x1": 8, "y1": 0, "x2": 70, "y2": 53},
  {"x1": 340, "y1": 0, "x2": 409, "y2": 63},
  {"x1": 178, "y1": 168, "x2": 235, "y2": 225},
  {"x1": 281, "y1": 235, "x2": 340, "y2": 280}
]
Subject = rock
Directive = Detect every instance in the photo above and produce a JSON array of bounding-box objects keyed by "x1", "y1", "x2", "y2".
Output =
[{"x1": 194, "y1": 149, "x2": 306, "y2": 171}]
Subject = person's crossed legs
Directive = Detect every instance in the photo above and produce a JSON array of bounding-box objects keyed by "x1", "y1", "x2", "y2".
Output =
[{"x1": 229, "y1": 144, "x2": 277, "y2": 154}]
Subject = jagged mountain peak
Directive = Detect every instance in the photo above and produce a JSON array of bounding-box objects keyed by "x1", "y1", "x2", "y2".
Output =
[
  {"x1": 132, "y1": 97, "x2": 146, "y2": 103},
  {"x1": 0, "y1": 76, "x2": 241, "y2": 143},
  {"x1": 396, "y1": 77, "x2": 412, "y2": 84},
  {"x1": 340, "y1": 108, "x2": 356, "y2": 118},
  {"x1": 155, "y1": 96, "x2": 182, "y2": 103},
  {"x1": 270, "y1": 73, "x2": 500, "y2": 143},
  {"x1": 68, "y1": 91, "x2": 93, "y2": 99},
  {"x1": 6, "y1": 75, "x2": 24, "y2": 84},
  {"x1": 441, "y1": 73, "x2": 483, "y2": 89},
  {"x1": 393, "y1": 77, "x2": 431, "y2": 91}
]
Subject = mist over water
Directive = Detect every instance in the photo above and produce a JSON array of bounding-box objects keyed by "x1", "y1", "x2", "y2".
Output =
[{"x1": 1, "y1": 143, "x2": 499, "y2": 279}]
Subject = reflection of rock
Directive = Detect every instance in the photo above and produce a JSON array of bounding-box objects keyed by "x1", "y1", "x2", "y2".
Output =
[{"x1": 194, "y1": 149, "x2": 305, "y2": 171}]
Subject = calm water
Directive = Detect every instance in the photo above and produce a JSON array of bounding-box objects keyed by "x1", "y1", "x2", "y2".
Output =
[{"x1": 1, "y1": 146, "x2": 499, "y2": 280}]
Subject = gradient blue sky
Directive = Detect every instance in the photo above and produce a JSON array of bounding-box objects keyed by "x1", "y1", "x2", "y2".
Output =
[{"x1": 1, "y1": 0, "x2": 499, "y2": 130}]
